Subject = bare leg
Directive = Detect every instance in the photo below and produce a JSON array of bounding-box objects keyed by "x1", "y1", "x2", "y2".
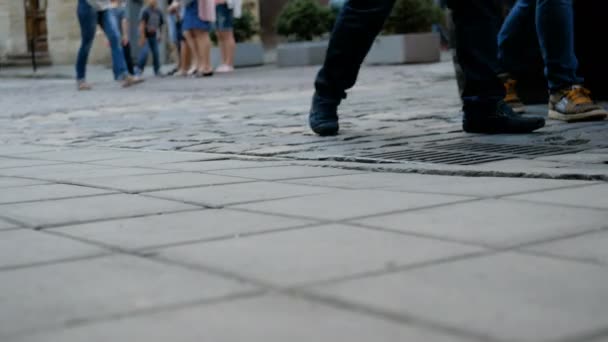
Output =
[
  {"x1": 193, "y1": 30, "x2": 212, "y2": 73},
  {"x1": 183, "y1": 30, "x2": 199, "y2": 74},
  {"x1": 179, "y1": 40, "x2": 191, "y2": 74}
]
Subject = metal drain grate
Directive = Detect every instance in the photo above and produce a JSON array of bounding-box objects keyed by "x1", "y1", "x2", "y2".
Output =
[
  {"x1": 361, "y1": 149, "x2": 512, "y2": 165},
  {"x1": 353, "y1": 141, "x2": 584, "y2": 166}
]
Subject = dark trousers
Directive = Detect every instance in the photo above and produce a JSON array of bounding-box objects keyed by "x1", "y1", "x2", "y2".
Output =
[
  {"x1": 314, "y1": 0, "x2": 505, "y2": 116},
  {"x1": 122, "y1": 42, "x2": 135, "y2": 75}
]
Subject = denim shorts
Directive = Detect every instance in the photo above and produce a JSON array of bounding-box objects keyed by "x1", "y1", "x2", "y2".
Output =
[{"x1": 215, "y1": 4, "x2": 234, "y2": 31}]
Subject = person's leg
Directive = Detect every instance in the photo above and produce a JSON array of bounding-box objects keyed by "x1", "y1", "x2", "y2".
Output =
[
  {"x1": 449, "y1": 0, "x2": 545, "y2": 133},
  {"x1": 149, "y1": 37, "x2": 161, "y2": 75},
  {"x1": 99, "y1": 10, "x2": 128, "y2": 80},
  {"x1": 123, "y1": 42, "x2": 135, "y2": 75},
  {"x1": 215, "y1": 4, "x2": 235, "y2": 70},
  {"x1": 183, "y1": 30, "x2": 199, "y2": 73},
  {"x1": 193, "y1": 30, "x2": 212, "y2": 74},
  {"x1": 137, "y1": 42, "x2": 150, "y2": 75},
  {"x1": 310, "y1": 0, "x2": 396, "y2": 135},
  {"x1": 537, "y1": 0, "x2": 607, "y2": 121},
  {"x1": 75, "y1": 0, "x2": 97, "y2": 87},
  {"x1": 179, "y1": 40, "x2": 191, "y2": 74}
]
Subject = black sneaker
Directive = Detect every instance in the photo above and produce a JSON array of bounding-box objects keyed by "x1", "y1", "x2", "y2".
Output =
[
  {"x1": 309, "y1": 93, "x2": 340, "y2": 136},
  {"x1": 463, "y1": 101, "x2": 545, "y2": 134}
]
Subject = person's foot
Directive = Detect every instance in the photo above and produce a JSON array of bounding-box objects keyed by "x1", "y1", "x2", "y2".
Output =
[
  {"x1": 122, "y1": 75, "x2": 144, "y2": 88},
  {"x1": 187, "y1": 67, "x2": 197, "y2": 77},
  {"x1": 215, "y1": 64, "x2": 234, "y2": 73},
  {"x1": 155, "y1": 72, "x2": 166, "y2": 78},
  {"x1": 167, "y1": 68, "x2": 178, "y2": 76},
  {"x1": 309, "y1": 93, "x2": 340, "y2": 136},
  {"x1": 195, "y1": 70, "x2": 214, "y2": 77},
  {"x1": 503, "y1": 78, "x2": 526, "y2": 113},
  {"x1": 463, "y1": 100, "x2": 545, "y2": 134},
  {"x1": 77, "y1": 81, "x2": 92, "y2": 91},
  {"x1": 548, "y1": 85, "x2": 608, "y2": 122}
]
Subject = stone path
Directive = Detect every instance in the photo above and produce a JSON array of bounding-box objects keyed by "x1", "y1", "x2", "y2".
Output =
[{"x1": 1, "y1": 55, "x2": 607, "y2": 341}]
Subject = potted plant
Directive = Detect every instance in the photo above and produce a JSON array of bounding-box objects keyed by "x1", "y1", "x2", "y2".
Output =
[
  {"x1": 366, "y1": 0, "x2": 443, "y2": 65},
  {"x1": 275, "y1": 0, "x2": 334, "y2": 67},
  {"x1": 211, "y1": 7, "x2": 264, "y2": 68}
]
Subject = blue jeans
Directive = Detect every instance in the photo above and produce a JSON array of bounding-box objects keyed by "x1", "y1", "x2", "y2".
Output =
[
  {"x1": 75, "y1": 0, "x2": 128, "y2": 81},
  {"x1": 137, "y1": 37, "x2": 161, "y2": 75},
  {"x1": 498, "y1": 0, "x2": 582, "y2": 92},
  {"x1": 314, "y1": 0, "x2": 505, "y2": 117}
]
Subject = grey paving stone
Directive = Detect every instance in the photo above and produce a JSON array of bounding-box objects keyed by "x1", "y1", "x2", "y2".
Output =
[
  {"x1": 12, "y1": 294, "x2": 466, "y2": 342},
  {"x1": 0, "y1": 158, "x2": 61, "y2": 170},
  {"x1": 0, "y1": 177, "x2": 49, "y2": 189},
  {"x1": 160, "y1": 224, "x2": 481, "y2": 286},
  {"x1": 0, "y1": 217, "x2": 19, "y2": 230},
  {"x1": 0, "y1": 184, "x2": 114, "y2": 205},
  {"x1": 0, "y1": 230, "x2": 105, "y2": 269},
  {"x1": 526, "y1": 230, "x2": 608, "y2": 265},
  {"x1": 0, "y1": 194, "x2": 197, "y2": 228},
  {"x1": 75, "y1": 172, "x2": 250, "y2": 193},
  {"x1": 0, "y1": 255, "x2": 256, "y2": 339},
  {"x1": 148, "y1": 181, "x2": 332, "y2": 207},
  {"x1": 0, "y1": 145, "x2": 55, "y2": 156},
  {"x1": 153, "y1": 159, "x2": 291, "y2": 172},
  {"x1": 55, "y1": 210, "x2": 313, "y2": 250},
  {"x1": 288, "y1": 173, "x2": 588, "y2": 196},
  {"x1": 356, "y1": 199, "x2": 608, "y2": 247},
  {"x1": 207, "y1": 165, "x2": 362, "y2": 181},
  {"x1": 234, "y1": 190, "x2": 471, "y2": 221},
  {"x1": 18, "y1": 149, "x2": 147, "y2": 163},
  {"x1": 313, "y1": 252, "x2": 608, "y2": 342},
  {"x1": 507, "y1": 183, "x2": 608, "y2": 210},
  {"x1": 0, "y1": 163, "x2": 167, "y2": 181}
]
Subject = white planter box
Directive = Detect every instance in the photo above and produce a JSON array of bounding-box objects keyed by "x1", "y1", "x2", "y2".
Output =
[
  {"x1": 211, "y1": 42, "x2": 264, "y2": 68},
  {"x1": 277, "y1": 41, "x2": 328, "y2": 67},
  {"x1": 366, "y1": 32, "x2": 440, "y2": 65}
]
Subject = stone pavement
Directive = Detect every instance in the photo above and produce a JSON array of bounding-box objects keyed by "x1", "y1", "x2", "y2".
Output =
[{"x1": 1, "y1": 55, "x2": 608, "y2": 341}]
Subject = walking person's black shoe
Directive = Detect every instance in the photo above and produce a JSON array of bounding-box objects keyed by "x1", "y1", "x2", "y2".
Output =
[
  {"x1": 463, "y1": 100, "x2": 545, "y2": 134},
  {"x1": 309, "y1": 93, "x2": 340, "y2": 136}
]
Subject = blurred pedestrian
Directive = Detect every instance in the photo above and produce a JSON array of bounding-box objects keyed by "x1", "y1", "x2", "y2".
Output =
[
  {"x1": 135, "y1": 0, "x2": 165, "y2": 77},
  {"x1": 214, "y1": 0, "x2": 241, "y2": 73},
  {"x1": 182, "y1": 0, "x2": 215, "y2": 77},
  {"x1": 110, "y1": 0, "x2": 134, "y2": 76},
  {"x1": 75, "y1": 0, "x2": 142, "y2": 90},
  {"x1": 309, "y1": 0, "x2": 545, "y2": 136},
  {"x1": 498, "y1": 0, "x2": 607, "y2": 122}
]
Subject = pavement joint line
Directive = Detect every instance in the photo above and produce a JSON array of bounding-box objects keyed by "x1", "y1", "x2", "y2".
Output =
[
  {"x1": 0, "y1": 162, "x2": 68, "y2": 171},
  {"x1": 0, "y1": 181, "x2": 54, "y2": 190},
  {"x1": 551, "y1": 325, "x2": 608, "y2": 342},
  {"x1": 492, "y1": 181, "x2": 606, "y2": 199},
  {"x1": 203, "y1": 170, "x2": 365, "y2": 182},
  {"x1": 29, "y1": 207, "x2": 208, "y2": 231},
  {"x1": 0, "y1": 214, "x2": 30, "y2": 228},
  {"x1": 516, "y1": 249, "x2": 608, "y2": 268},
  {"x1": 0, "y1": 191, "x2": 122, "y2": 206},
  {"x1": 500, "y1": 197, "x2": 608, "y2": 212},
  {"x1": 0, "y1": 252, "x2": 112, "y2": 273}
]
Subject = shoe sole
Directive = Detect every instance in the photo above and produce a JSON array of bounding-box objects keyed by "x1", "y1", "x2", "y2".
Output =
[
  {"x1": 548, "y1": 109, "x2": 608, "y2": 123},
  {"x1": 122, "y1": 78, "x2": 145, "y2": 88},
  {"x1": 512, "y1": 107, "x2": 526, "y2": 114}
]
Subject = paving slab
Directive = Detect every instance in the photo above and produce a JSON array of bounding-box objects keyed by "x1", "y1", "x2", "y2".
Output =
[
  {"x1": 147, "y1": 181, "x2": 332, "y2": 207},
  {"x1": 0, "y1": 184, "x2": 114, "y2": 205},
  {"x1": 525, "y1": 230, "x2": 608, "y2": 265},
  {"x1": 287, "y1": 172, "x2": 590, "y2": 196},
  {"x1": 0, "y1": 145, "x2": 55, "y2": 156},
  {"x1": 11, "y1": 294, "x2": 466, "y2": 342},
  {"x1": 507, "y1": 183, "x2": 608, "y2": 210},
  {"x1": 152, "y1": 159, "x2": 291, "y2": 172},
  {"x1": 356, "y1": 199, "x2": 608, "y2": 247},
  {"x1": 312, "y1": 252, "x2": 608, "y2": 342},
  {"x1": 0, "y1": 194, "x2": 197, "y2": 228},
  {"x1": 0, "y1": 158, "x2": 62, "y2": 170},
  {"x1": 55, "y1": 209, "x2": 313, "y2": 250},
  {"x1": 16, "y1": 149, "x2": 147, "y2": 163},
  {"x1": 0, "y1": 163, "x2": 168, "y2": 181},
  {"x1": 0, "y1": 176, "x2": 49, "y2": 189},
  {"x1": 234, "y1": 189, "x2": 471, "y2": 221},
  {"x1": 0, "y1": 217, "x2": 19, "y2": 230},
  {"x1": 160, "y1": 224, "x2": 482, "y2": 287},
  {"x1": 0, "y1": 255, "x2": 256, "y2": 339},
  {"x1": 0, "y1": 229, "x2": 105, "y2": 269},
  {"x1": 206, "y1": 165, "x2": 361, "y2": 181},
  {"x1": 73, "y1": 172, "x2": 249, "y2": 193},
  {"x1": 90, "y1": 152, "x2": 231, "y2": 167}
]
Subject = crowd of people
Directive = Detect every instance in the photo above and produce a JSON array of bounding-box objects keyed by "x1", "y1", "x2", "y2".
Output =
[{"x1": 75, "y1": 0, "x2": 241, "y2": 90}]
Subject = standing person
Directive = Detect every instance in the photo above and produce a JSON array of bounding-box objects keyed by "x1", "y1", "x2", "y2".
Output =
[
  {"x1": 182, "y1": 0, "x2": 215, "y2": 77},
  {"x1": 498, "y1": 0, "x2": 608, "y2": 122},
  {"x1": 214, "y1": 0, "x2": 241, "y2": 73},
  {"x1": 136, "y1": 0, "x2": 165, "y2": 77},
  {"x1": 75, "y1": 0, "x2": 142, "y2": 90},
  {"x1": 309, "y1": 0, "x2": 545, "y2": 136},
  {"x1": 167, "y1": 0, "x2": 181, "y2": 75},
  {"x1": 110, "y1": 0, "x2": 134, "y2": 76}
]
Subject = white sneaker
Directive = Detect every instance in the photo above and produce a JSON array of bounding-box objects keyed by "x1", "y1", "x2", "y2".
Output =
[{"x1": 215, "y1": 64, "x2": 234, "y2": 73}]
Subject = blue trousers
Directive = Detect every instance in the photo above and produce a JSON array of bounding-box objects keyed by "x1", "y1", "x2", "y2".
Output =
[
  {"x1": 75, "y1": 0, "x2": 128, "y2": 81},
  {"x1": 137, "y1": 37, "x2": 161, "y2": 75},
  {"x1": 314, "y1": 0, "x2": 506, "y2": 117},
  {"x1": 498, "y1": 0, "x2": 582, "y2": 91}
]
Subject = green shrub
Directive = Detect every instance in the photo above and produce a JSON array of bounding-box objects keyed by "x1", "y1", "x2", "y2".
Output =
[
  {"x1": 233, "y1": 8, "x2": 260, "y2": 43},
  {"x1": 276, "y1": 0, "x2": 333, "y2": 42},
  {"x1": 383, "y1": 0, "x2": 444, "y2": 35}
]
